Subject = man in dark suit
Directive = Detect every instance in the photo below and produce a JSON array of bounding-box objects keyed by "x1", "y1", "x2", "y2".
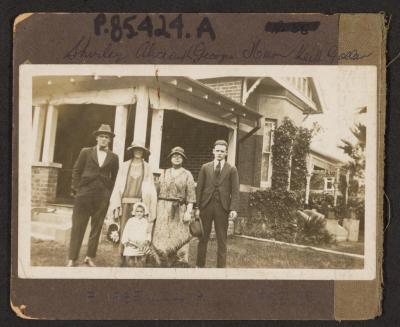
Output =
[
  {"x1": 196, "y1": 140, "x2": 240, "y2": 268},
  {"x1": 67, "y1": 124, "x2": 119, "y2": 267}
]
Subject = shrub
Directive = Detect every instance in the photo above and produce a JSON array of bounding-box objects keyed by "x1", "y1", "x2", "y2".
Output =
[
  {"x1": 291, "y1": 127, "x2": 312, "y2": 191},
  {"x1": 246, "y1": 190, "x2": 333, "y2": 246},
  {"x1": 271, "y1": 118, "x2": 297, "y2": 191},
  {"x1": 296, "y1": 210, "x2": 333, "y2": 245},
  {"x1": 248, "y1": 189, "x2": 301, "y2": 243}
]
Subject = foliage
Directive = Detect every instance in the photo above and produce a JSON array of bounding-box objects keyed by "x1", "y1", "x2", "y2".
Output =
[
  {"x1": 270, "y1": 117, "x2": 314, "y2": 192},
  {"x1": 271, "y1": 118, "x2": 297, "y2": 191},
  {"x1": 247, "y1": 189, "x2": 301, "y2": 243},
  {"x1": 296, "y1": 210, "x2": 333, "y2": 245},
  {"x1": 290, "y1": 127, "x2": 313, "y2": 191},
  {"x1": 246, "y1": 189, "x2": 333, "y2": 246},
  {"x1": 347, "y1": 196, "x2": 365, "y2": 220},
  {"x1": 338, "y1": 115, "x2": 366, "y2": 198},
  {"x1": 308, "y1": 193, "x2": 334, "y2": 216}
]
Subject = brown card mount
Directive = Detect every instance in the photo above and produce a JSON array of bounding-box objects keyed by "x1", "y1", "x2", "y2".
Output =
[{"x1": 11, "y1": 13, "x2": 386, "y2": 320}]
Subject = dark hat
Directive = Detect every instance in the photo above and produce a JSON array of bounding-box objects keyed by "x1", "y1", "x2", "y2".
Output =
[
  {"x1": 167, "y1": 146, "x2": 187, "y2": 160},
  {"x1": 189, "y1": 217, "x2": 204, "y2": 238},
  {"x1": 127, "y1": 140, "x2": 150, "y2": 154},
  {"x1": 93, "y1": 124, "x2": 115, "y2": 138}
]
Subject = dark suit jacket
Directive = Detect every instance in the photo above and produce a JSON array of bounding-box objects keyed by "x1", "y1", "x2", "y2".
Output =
[
  {"x1": 71, "y1": 146, "x2": 119, "y2": 198},
  {"x1": 196, "y1": 161, "x2": 240, "y2": 212}
]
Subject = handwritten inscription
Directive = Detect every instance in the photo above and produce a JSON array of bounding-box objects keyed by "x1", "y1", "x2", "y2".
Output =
[
  {"x1": 265, "y1": 21, "x2": 320, "y2": 35},
  {"x1": 135, "y1": 41, "x2": 233, "y2": 63},
  {"x1": 63, "y1": 36, "x2": 372, "y2": 65},
  {"x1": 94, "y1": 14, "x2": 216, "y2": 42},
  {"x1": 242, "y1": 39, "x2": 372, "y2": 64},
  {"x1": 63, "y1": 36, "x2": 127, "y2": 63}
]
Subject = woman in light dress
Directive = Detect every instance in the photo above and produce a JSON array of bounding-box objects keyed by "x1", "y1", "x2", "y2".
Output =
[
  {"x1": 152, "y1": 146, "x2": 196, "y2": 266},
  {"x1": 108, "y1": 141, "x2": 157, "y2": 266}
]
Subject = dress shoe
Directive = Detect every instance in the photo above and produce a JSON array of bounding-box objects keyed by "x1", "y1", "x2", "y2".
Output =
[
  {"x1": 66, "y1": 260, "x2": 78, "y2": 267},
  {"x1": 83, "y1": 257, "x2": 96, "y2": 267}
]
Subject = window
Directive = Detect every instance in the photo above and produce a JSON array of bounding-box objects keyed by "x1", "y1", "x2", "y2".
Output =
[
  {"x1": 261, "y1": 119, "x2": 277, "y2": 188},
  {"x1": 324, "y1": 177, "x2": 335, "y2": 192}
]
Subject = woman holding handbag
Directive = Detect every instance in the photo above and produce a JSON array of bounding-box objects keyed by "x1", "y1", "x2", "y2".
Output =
[{"x1": 152, "y1": 146, "x2": 196, "y2": 266}]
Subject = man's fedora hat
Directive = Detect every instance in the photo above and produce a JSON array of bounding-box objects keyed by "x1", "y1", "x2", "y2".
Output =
[
  {"x1": 93, "y1": 124, "x2": 115, "y2": 138},
  {"x1": 127, "y1": 140, "x2": 150, "y2": 154},
  {"x1": 167, "y1": 146, "x2": 187, "y2": 160}
]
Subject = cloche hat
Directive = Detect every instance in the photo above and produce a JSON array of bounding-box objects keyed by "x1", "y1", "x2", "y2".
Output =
[{"x1": 167, "y1": 146, "x2": 187, "y2": 160}]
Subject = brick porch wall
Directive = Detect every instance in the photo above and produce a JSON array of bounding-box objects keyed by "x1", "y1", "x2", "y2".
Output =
[
  {"x1": 201, "y1": 78, "x2": 243, "y2": 103},
  {"x1": 32, "y1": 163, "x2": 62, "y2": 208}
]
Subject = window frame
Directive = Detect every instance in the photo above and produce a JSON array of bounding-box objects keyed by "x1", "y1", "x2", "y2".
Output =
[{"x1": 260, "y1": 118, "x2": 277, "y2": 188}]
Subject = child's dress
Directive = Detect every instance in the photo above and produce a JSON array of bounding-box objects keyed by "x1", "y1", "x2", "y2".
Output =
[{"x1": 120, "y1": 216, "x2": 149, "y2": 256}]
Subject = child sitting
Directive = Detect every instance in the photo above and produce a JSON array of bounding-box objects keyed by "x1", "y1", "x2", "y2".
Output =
[{"x1": 120, "y1": 202, "x2": 151, "y2": 267}]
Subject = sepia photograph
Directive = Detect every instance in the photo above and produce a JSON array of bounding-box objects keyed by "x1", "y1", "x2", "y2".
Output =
[{"x1": 18, "y1": 64, "x2": 377, "y2": 279}]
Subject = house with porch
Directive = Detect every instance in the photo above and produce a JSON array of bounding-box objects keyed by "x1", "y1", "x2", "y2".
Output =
[{"x1": 30, "y1": 74, "x2": 347, "y2": 242}]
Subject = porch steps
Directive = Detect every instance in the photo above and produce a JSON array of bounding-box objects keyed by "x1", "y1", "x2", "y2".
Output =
[{"x1": 31, "y1": 205, "x2": 90, "y2": 245}]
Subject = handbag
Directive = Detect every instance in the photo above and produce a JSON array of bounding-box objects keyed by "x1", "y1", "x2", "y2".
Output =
[{"x1": 189, "y1": 210, "x2": 204, "y2": 238}]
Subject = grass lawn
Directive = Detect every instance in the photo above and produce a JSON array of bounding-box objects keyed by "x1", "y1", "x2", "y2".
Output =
[{"x1": 31, "y1": 236, "x2": 363, "y2": 269}]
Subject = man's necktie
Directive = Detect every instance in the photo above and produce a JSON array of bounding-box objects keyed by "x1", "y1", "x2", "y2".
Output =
[{"x1": 215, "y1": 160, "x2": 221, "y2": 177}]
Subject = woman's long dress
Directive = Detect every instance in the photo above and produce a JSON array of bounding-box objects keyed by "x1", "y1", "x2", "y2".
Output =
[
  {"x1": 152, "y1": 168, "x2": 196, "y2": 263},
  {"x1": 118, "y1": 161, "x2": 144, "y2": 255}
]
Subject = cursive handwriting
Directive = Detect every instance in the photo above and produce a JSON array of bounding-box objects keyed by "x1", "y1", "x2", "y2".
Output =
[
  {"x1": 327, "y1": 45, "x2": 372, "y2": 64},
  {"x1": 63, "y1": 36, "x2": 127, "y2": 63},
  {"x1": 135, "y1": 41, "x2": 233, "y2": 64},
  {"x1": 242, "y1": 39, "x2": 373, "y2": 64}
]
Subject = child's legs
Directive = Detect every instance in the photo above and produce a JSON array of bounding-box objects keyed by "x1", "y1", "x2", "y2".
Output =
[{"x1": 126, "y1": 256, "x2": 145, "y2": 267}]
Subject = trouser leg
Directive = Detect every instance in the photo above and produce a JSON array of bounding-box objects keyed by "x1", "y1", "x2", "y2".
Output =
[
  {"x1": 68, "y1": 196, "x2": 91, "y2": 261},
  {"x1": 86, "y1": 197, "x2": 110, "y2": 258},
  {"x1": 196, "y1": 202, "x2": 214, "y2": 267},
  {"x1": 214, "y1": 201, "x2": 229, "y2": 268}
]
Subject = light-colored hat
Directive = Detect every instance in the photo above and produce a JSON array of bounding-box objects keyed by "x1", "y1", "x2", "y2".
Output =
[
  {"x1": 167, "y1": 146, "x2": 187, "y2": 160},
  {"x1": 93, "y1": 124, "x2": 115, "y2": 137},
  {"x1": 127, "y1": 141, "x2": 150, "y2": 154},
  {"x1": 132, "y1": 202, "x2": 148, "y2": 215}
]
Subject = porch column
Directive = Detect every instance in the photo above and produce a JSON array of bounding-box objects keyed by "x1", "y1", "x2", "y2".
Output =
[
  {"x1": 305, "y1": 154, "x2": 313, "y2": 205},
  {"x1": 32, "y1": 105, "x2": 46, "y2": 162},
  {"x1": 333, "y1": 167, "x2": 340, "y2": 206},
  {"x1": 305, "y1": 173, "x2": 312, "y2": 206},
  {"x1": 345, "y1": 170, "x2": 350, "y2": 205},
  {"x1": 113, "y1": 105, "x2": 128, "y2": 164},
  {"x1": 149, "y1": 109, "x2": 164, "y2": 171},
  {"x1": 133, "y1": 85, "x2": 149, "y2": 144},
  {"x1": 42, "y1": 104, "x2": 58, "y2": 163},
  {"x1": 227, "y1": 127, "x2": 237, "y2": 166}
]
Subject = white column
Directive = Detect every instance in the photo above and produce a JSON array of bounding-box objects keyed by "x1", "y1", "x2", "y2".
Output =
[
  {"x1": 113, "y1": 105, "x2": 128, "y2": 165},
  {"x1": 305, "y1": 174, "x2": 312, "y2": 205},
  {"x1": 227, "y1": 127, "x2": 237, "y2": 166},
  {"x1": 133, "y1": 85, "x2": 149, "y2": 144},
  {"x1": 333, "y1": 167, "x2": 340, "y2": 206},
  {"x1": 32, "y1": 105, "x2": 46, "y2": 162},
  {"x1": 345, "y1": 170, "x2": 350, "y2": 205},
  {"x1": 42, "y1": 104, "x2": 58, "y2": 163},
  {"x1": 149, "y1": 109, "x2": 164, "y2": 171}
]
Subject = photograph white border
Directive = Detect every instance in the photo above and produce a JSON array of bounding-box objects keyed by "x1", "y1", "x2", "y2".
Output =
[{"x1": 18, "y1": 64, "x2": 377, "y2": 280}]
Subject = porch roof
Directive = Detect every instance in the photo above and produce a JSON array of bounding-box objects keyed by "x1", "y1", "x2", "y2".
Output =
[{"x1": 32, "y1": 75, "x2": 262, "y2": 128}]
